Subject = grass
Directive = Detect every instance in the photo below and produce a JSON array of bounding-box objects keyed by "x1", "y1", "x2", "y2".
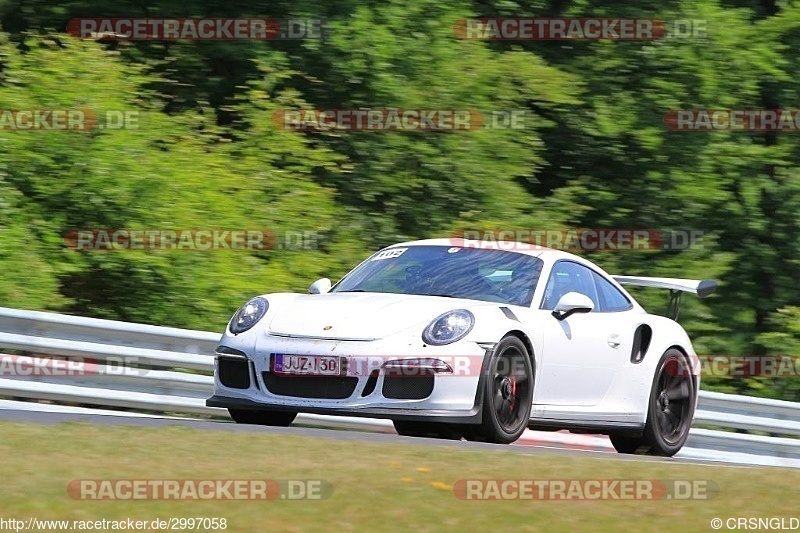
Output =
[{"x1": 0, "y1": 421, "x2": 797, "y2": 532}]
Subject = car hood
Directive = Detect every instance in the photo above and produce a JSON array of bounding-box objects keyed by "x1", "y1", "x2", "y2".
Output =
[{"x1": 266, "y1": 292, "x2": 490, "y2": 340}]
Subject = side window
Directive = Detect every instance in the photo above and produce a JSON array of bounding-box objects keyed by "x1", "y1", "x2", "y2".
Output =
[
  {"x1": 592, "y1": 272, "x2": 632, "y2": 312},
  {"x1": 540, "y1": 261, "x2": 600, "y2": 310}
]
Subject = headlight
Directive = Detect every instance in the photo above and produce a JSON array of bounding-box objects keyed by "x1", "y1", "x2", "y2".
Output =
[
  {"x1": 229, "y1": 297, "x2": 268, "y2": 334},
  {"x1": 422, "y1": 309, "x2": 474, "y2": 346}
]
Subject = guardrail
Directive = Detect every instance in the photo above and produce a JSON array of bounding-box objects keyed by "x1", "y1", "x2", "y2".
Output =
[{"x1": 1, "y1": 306, "x2": 799, "y2": 465}]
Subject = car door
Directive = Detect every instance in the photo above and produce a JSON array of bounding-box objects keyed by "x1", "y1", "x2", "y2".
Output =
[{"x1": 533, "y1": 260, "x2": 634, "y2": 407}]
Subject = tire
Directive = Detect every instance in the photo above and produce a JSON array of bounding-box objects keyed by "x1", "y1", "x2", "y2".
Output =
[
  {"x1": 466, "y1": 336, "x2": 534, "y2": 444},
  {"x1": 228, "y1": 408, "x2": 297, "y2": 427},
  {"x1": 610, "y1": 348, "x2": 696, "y2": 456},
  {"x1": 608, "y1": 434, "x2": 644, "y2": 454},
  {"x1": 392, "y1": 420, "x2": 463, "y2": 440}
]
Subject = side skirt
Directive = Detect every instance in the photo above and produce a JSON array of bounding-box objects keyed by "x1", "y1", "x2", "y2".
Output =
[{"x1": 528, "y1": 418, "x2": 644, "y2": 436}]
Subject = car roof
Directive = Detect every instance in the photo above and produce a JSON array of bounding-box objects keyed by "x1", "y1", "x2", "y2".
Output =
[{"x1": 389, "y1": 238, "x2": 594, "y2": 264}]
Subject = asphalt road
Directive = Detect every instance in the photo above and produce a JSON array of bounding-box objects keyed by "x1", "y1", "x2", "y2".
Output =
[{"x1": 0, "y1": 408, "x2": 746, "y2": 470}]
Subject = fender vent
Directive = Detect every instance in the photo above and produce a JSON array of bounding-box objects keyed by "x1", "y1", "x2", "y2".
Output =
[
  {"x1": 630, "y1": 324, "x2": 653, "y2": 364},
  {"x1": 500, "y1": 307, "x2": 519, "y2": 321}
]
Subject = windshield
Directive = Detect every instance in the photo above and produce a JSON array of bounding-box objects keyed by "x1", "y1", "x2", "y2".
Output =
[{"x1": 332, "y1": 245, "x2": 544, "y2": 307}]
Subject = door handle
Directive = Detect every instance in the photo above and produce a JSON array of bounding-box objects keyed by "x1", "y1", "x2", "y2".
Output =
[{"x1": 607, "y1": 334, "x2": 621, "y2": 348}]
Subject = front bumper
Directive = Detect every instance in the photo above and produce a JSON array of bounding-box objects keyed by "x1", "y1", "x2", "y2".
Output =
[{"x1": 206, "y1": 333, "x2": 491, "y2": 423}]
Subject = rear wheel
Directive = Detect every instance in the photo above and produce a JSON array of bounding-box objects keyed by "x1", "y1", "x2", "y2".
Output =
[
  {"x1": 228, "y1": 408, "x2": 297, "y2": 427},
  {"x1": 466, "y1": 336, "x2": 534, "y2": 444},
  {"x1": 610, "y1": 348, "x2": 696, "y2": 456}
]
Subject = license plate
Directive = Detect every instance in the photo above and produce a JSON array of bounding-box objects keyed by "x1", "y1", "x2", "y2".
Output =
[{"x1": 272, "y1": 354, "x2": 344, "y2": 376}]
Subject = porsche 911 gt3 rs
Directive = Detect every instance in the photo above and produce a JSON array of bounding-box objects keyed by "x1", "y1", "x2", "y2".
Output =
[{"x1": 207, "y1": 239, "x2": 716, "y2": 456}]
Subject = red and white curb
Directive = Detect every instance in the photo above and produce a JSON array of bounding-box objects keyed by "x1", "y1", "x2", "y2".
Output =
[{"x1": 515, "y1": 429, "x2": 614, "y2": 452}]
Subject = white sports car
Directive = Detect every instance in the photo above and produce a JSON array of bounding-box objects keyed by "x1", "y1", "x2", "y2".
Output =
[{"x1": 207, "y1": 239, "x2": 716, "y2": 456}]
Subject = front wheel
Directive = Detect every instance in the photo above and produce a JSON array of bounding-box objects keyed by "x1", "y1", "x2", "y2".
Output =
[
  {"x1": 466, "y1": 336, "x2": 534, "y2": 444},
  {"x1": 228, "y1": 408, "x2": 297, "y2": 427},
  {"x1": 610, "y1": 348, "x2": 696, "y2": 456}
]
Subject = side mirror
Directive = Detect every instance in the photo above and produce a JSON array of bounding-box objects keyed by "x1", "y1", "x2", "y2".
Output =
[
  {"x1": 308, "y1": 278, "x2": 332, "y2": 294},
  {"x1": 552, "y1": 292, "x2": 594, "y2": 320}
]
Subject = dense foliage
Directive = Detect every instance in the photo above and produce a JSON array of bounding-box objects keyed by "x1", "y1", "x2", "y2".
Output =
[{"x1": 1, "y1": 0, "x2": 799, "y2": 399}]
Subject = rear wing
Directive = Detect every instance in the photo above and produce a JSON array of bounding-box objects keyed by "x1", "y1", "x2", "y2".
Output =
[{"x1": 612, "y1": 276, "x2": 717, "y2": 320}]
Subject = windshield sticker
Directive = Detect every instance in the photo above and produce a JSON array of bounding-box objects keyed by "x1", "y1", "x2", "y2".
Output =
[
  {"x1": 371, "y1": 247, "x2": 408, "y2": 261},
  {"x1": 448, "y1": 247, "x2": 461, "y2": 253}
]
